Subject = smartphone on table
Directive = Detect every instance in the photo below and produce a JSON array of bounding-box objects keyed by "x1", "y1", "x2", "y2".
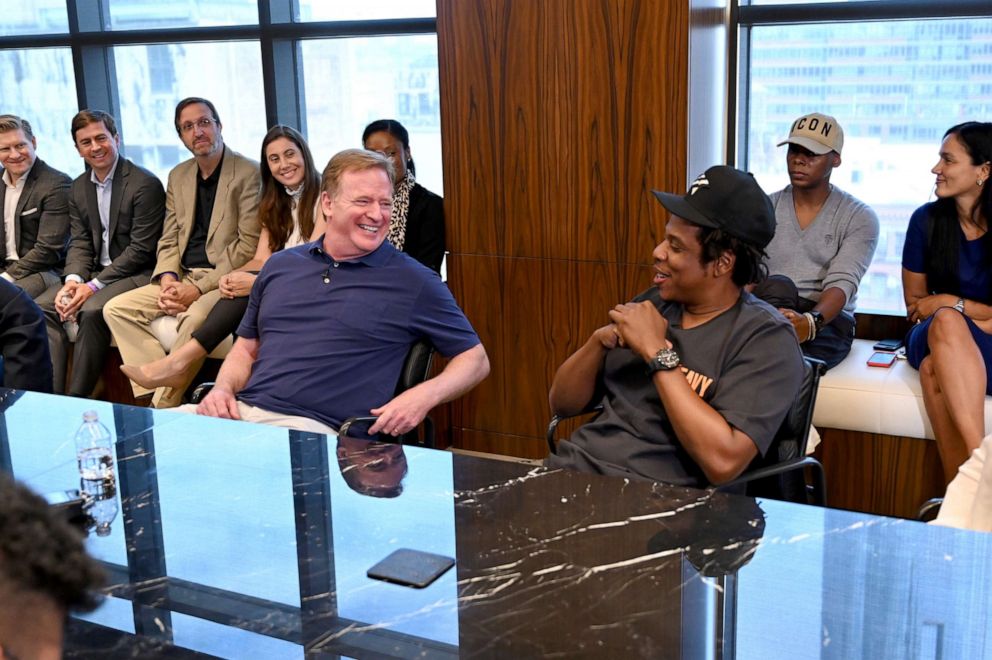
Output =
[
  {"x1": 867, "y1": 351, "x2": 897, "y2": 368},
  {"x1": 367, "y1": 548, "x2": 455, "y2": 589},
  {"x1": 873, "y1": 338, "x2": 903, "y2": 351}
]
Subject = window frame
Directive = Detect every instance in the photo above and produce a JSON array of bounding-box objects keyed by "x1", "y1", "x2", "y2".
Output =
[
  {"x1": 733, "y1": 0, "x2": 992, "y2": 164},
  {"x1": 0, "y1": 0, "x2": 437, "y2": 136},
  {"x1": 731, "y1": 0, "x2": 992, "y2": 318}
]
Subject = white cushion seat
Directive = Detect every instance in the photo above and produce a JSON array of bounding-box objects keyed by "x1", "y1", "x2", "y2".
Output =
[{"x1": 813, "y1": 338, "x2": 992, "y2": 439}]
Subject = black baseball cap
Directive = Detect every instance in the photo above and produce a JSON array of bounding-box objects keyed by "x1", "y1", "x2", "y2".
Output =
[{"x1": 652, "y1": 166, "x2": 775, "y2": 249}]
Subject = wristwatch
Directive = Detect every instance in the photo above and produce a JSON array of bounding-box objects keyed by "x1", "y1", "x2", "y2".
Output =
[
  {"x1": 954, "y1": 298, "x2": 966, "y2": 313},
  {"x1": 646, "y1": 347, "x2": 680, "y2": 373},
  {"x1": 808, "y1": 310, "x2": 825, "y2": 332}
]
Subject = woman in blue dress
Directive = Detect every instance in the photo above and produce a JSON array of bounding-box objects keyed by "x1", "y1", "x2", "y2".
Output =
[{"x1": 902, "y1": 121, "x2": 992, "y2": 483}]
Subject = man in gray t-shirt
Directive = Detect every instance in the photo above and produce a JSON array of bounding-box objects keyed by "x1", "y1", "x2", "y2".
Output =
[
  {"x1": 755, "y1": 112, "x2": 879, "y2": 369},
  {"x1": 546, "y1": 166, "x2": 804, "y2": 488}
]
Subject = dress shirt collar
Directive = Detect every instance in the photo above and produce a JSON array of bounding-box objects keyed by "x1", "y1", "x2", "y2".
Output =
[
  {"x1": 2, "y1": 161, "x2": 33, "y2": 189},
  {"x1": 90, "y1": 156, "x2": 120, "y2": 186}
]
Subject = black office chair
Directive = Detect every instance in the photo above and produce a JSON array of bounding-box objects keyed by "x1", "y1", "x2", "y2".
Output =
[
  {"x1": 719, "y1": 355, "x2": 827, "y2": 505},
  {"x1": 190, "y1": 339, "x2": 437, "y2": 447},
  {"x1": 546, "y1": 355, "x2": 827, "y2": 506},
  {"x1": 338, "y1": 339, "x2": 436, "y2": 447},
  {"x1": 917, "y1": 497, "x2": 943, "y2": 522}
]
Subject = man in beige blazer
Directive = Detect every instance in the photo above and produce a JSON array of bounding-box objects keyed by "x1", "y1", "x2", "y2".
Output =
[{"x1": 104, "y1": 97, "x2": 260, "y2": 407}]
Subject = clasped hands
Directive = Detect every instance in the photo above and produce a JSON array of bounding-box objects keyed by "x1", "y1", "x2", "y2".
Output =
[
  {"x1": 906, "y1": 293, "x2": 959, "y2": 324},
  {"x1": 218, "y1": 271, "x2": 256, "y2": 299},
  {"x1": 596, "y1": 301, "x2": 670, "y2": 361},
  {"x1": 54, "y1": 281, "x2": 95, "y2": 321},
  {"x1": 157, "y1": 276, "x2": 202, "y2": 315}
]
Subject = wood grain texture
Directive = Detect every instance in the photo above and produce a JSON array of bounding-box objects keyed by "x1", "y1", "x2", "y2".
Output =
[
  {"x1": 448, "y1": 254, "x2": 656, "y2": 441},
  {"x1": 816, "y1": 427, "x2": 945, "y2": 519},
  {"x1": 438, "y1": 0, "x2": 688, "y2": 455},
  {"x1": 438, "y1": 0, "x2": 686, "y2": 262}
]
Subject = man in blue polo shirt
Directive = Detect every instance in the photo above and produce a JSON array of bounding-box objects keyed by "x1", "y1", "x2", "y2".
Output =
[{"x1": 195, "y1": 148, "x2": 489, "y2": 435}]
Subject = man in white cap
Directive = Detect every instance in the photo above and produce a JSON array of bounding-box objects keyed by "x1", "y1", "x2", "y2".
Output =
[{"x1": 754, "y1": 112, "x2": 879, "y2": 369}]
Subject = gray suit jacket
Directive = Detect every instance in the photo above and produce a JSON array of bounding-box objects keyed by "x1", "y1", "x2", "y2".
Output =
[
  {"x1": 63, "y1": 158, "x2": 166, "y2": 284},
  {"x1": 153, "y1": 146, "x2": 261, "y2": 293},
  {"x1": 0, "y1": 158, "x2": 72, "y2": 279}
]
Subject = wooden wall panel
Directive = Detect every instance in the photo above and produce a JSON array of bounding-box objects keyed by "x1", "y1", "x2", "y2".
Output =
[
  {"x1": 447, "y1": 255, "x2": 654, "y2": 442},
  {"x1": 438, "y1": 0, "x2": 688, "y2": 454},
  {"x1": 815, "y1": 428, "x2": 944, "y2": 519},
  {"x1": 438, "y1": 0, "x2": 685, "y2": 262}
]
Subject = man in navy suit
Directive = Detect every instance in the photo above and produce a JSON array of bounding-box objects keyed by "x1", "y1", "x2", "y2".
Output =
[
  {"x1": 0, "y1": 278, "x2": 52, "y2": 392},
  {"x1": 36, "y1": 110, "x2": 165, "y2": 396},
  {"x1": 0, "y1": 114, "x2": 71, "y2": 298}
]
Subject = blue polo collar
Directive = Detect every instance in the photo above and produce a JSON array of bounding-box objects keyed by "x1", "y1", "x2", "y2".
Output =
[{"x1": 306, "y1": 235, "x2": 396, "y2": 267}]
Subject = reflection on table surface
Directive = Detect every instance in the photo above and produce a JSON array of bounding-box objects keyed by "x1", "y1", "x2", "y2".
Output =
[{"x1": 1, "y1": 389, "x2": 990, "y2": 659}]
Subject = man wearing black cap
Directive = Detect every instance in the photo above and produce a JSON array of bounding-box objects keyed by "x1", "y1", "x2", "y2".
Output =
[{"x1": 547, "y1": 166, "x2": 804, "y2": 487}]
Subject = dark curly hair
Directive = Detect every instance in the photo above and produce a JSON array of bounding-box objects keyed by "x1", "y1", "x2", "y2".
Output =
[
  {"x1": 0, "y1": 475, "x2": 105, "y2": 612},
  {"x1": 697, "y1": 226, "x2": 769, "y2": 287}
]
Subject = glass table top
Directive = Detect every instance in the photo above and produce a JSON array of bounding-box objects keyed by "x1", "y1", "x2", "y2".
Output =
[{"x1": 1, "y1": 389, "x2": 990, "y2": 659}]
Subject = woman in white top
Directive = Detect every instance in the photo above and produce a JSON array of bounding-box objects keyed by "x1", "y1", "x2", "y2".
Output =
[{"x1": 122, "y1": 125, "x2": 324, "y2": 395}]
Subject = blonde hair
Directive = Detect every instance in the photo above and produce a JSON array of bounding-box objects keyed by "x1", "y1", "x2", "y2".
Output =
[
  {"x1": 320, "y1": 148, "x2": 394, "y2": 200},
  {"x1": 0, "y1": 115, "x2": 33, "y2": 140}
]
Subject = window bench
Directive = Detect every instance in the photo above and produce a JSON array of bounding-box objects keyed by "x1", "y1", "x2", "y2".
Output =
[{"x1": 812, "y1": 338, "x2": 992, "y2": 518}]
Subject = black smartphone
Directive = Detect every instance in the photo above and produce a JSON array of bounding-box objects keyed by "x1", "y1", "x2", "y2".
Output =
[
  {"x1": 867, "y1": 351, "x2": 897, "y2": 368},
  {"x1": 367, "y1": 548, "x2": 455, "y2": 589},
  {"x1": 873, "y1": 338, "x2": 903, "y2": 351}
]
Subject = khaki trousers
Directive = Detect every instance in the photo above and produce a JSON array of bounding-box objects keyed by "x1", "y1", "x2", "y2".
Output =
[
  {"x1": 103, "y1": 269, "x2": 220, "y2": 408},
  {"x1": 175, "y1": 401, "x2": 337, "y2": 435}
]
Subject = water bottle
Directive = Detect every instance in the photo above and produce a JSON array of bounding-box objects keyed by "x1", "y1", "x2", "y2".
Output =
[
  {"x1": 60, "y1": 291, "x2": 78, "y2": 341},
  {"x1": 81, "y1": 475, "x2": 118, "y2": 537},
  {"x1": 74, "y1": 410, "x2": 113, "y2": 482}
]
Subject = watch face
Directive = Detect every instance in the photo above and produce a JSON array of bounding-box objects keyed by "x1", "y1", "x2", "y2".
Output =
[{"x1": 651, "y1": 348, "x2": 680, "y2": 371}]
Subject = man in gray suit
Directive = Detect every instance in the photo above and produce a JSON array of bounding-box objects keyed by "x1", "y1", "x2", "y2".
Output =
[
  {"x1": 36, "y1": 110, "x2": 166, "y2": 396},
  {"x1": 105, "y1": 97, "x2": 260, "y2": 407},
  {"x1": 0, "y1": 115, "x2": 71, "y2": 298}
]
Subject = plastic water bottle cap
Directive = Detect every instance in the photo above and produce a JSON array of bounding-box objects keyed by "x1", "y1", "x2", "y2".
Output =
[{"x1": 82, "y1": 410, "x2": 99, "y2": 422}]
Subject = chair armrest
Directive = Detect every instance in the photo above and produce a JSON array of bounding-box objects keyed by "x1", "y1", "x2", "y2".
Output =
[
  {"x1": 190, "y1": 382, "x2": 215, "y2": 405},
  {"x1": 339, "y1": 415, "x2": 436, "y2": 448},
  {"x1": 719, "y1": 456, "x2": 827, "y2": 507},
  {"x1": 546, "y1": 404, "x2": 604, "y2": 454},
  {"x1": 917, "y1": 497, "x2": 943, "y2": 522}
]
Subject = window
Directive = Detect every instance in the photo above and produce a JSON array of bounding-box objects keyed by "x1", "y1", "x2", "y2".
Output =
[
  {"x1": 0, "y1": 0, "x2": 68, "y2": 35},
  {"x1": 114, "y1": 42, "x2": 266, "y2": 180},
  {"x1": 0, "y1": 48, "x2": 79, "y2": 177},
  {"x1": 298, "y1": 0, "x2": 436, "y2": 21},
  {"x1": 300, "y1": 35, "x2": 443, "y2": 194},
  {"x1": 0, "y1": 4, "x2": 441, "y2": 196},
  {"x1": 738, "y1": 5, "x2": 992, "y2": 314},
  {"x1": 107, "y1": 0, "x2": 259, "y2": 30}
]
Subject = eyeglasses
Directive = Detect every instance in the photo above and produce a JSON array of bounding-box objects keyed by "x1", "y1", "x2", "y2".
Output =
[{"x1": 180, "y1": 117, "x2": 216, "y2": 134}]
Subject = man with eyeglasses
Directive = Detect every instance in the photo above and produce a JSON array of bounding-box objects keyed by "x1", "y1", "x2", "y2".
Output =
[
  {"x1": 753, "y1": 112, "x2": 879, "y2": 369},
  {"x1": 0, "y1": 114, "x2": 71, "y2": 299},
  {"x1": 34, "y1": 109, "x2": 166, "y2": 397},
  {"x1": 105, "y1": 97, "x2": 261, "y2": 407}
]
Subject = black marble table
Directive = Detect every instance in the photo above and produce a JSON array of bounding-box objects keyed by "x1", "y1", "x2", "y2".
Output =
[{"x1": 2, "y1": 389, "x2": 990, "y2": 659}]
